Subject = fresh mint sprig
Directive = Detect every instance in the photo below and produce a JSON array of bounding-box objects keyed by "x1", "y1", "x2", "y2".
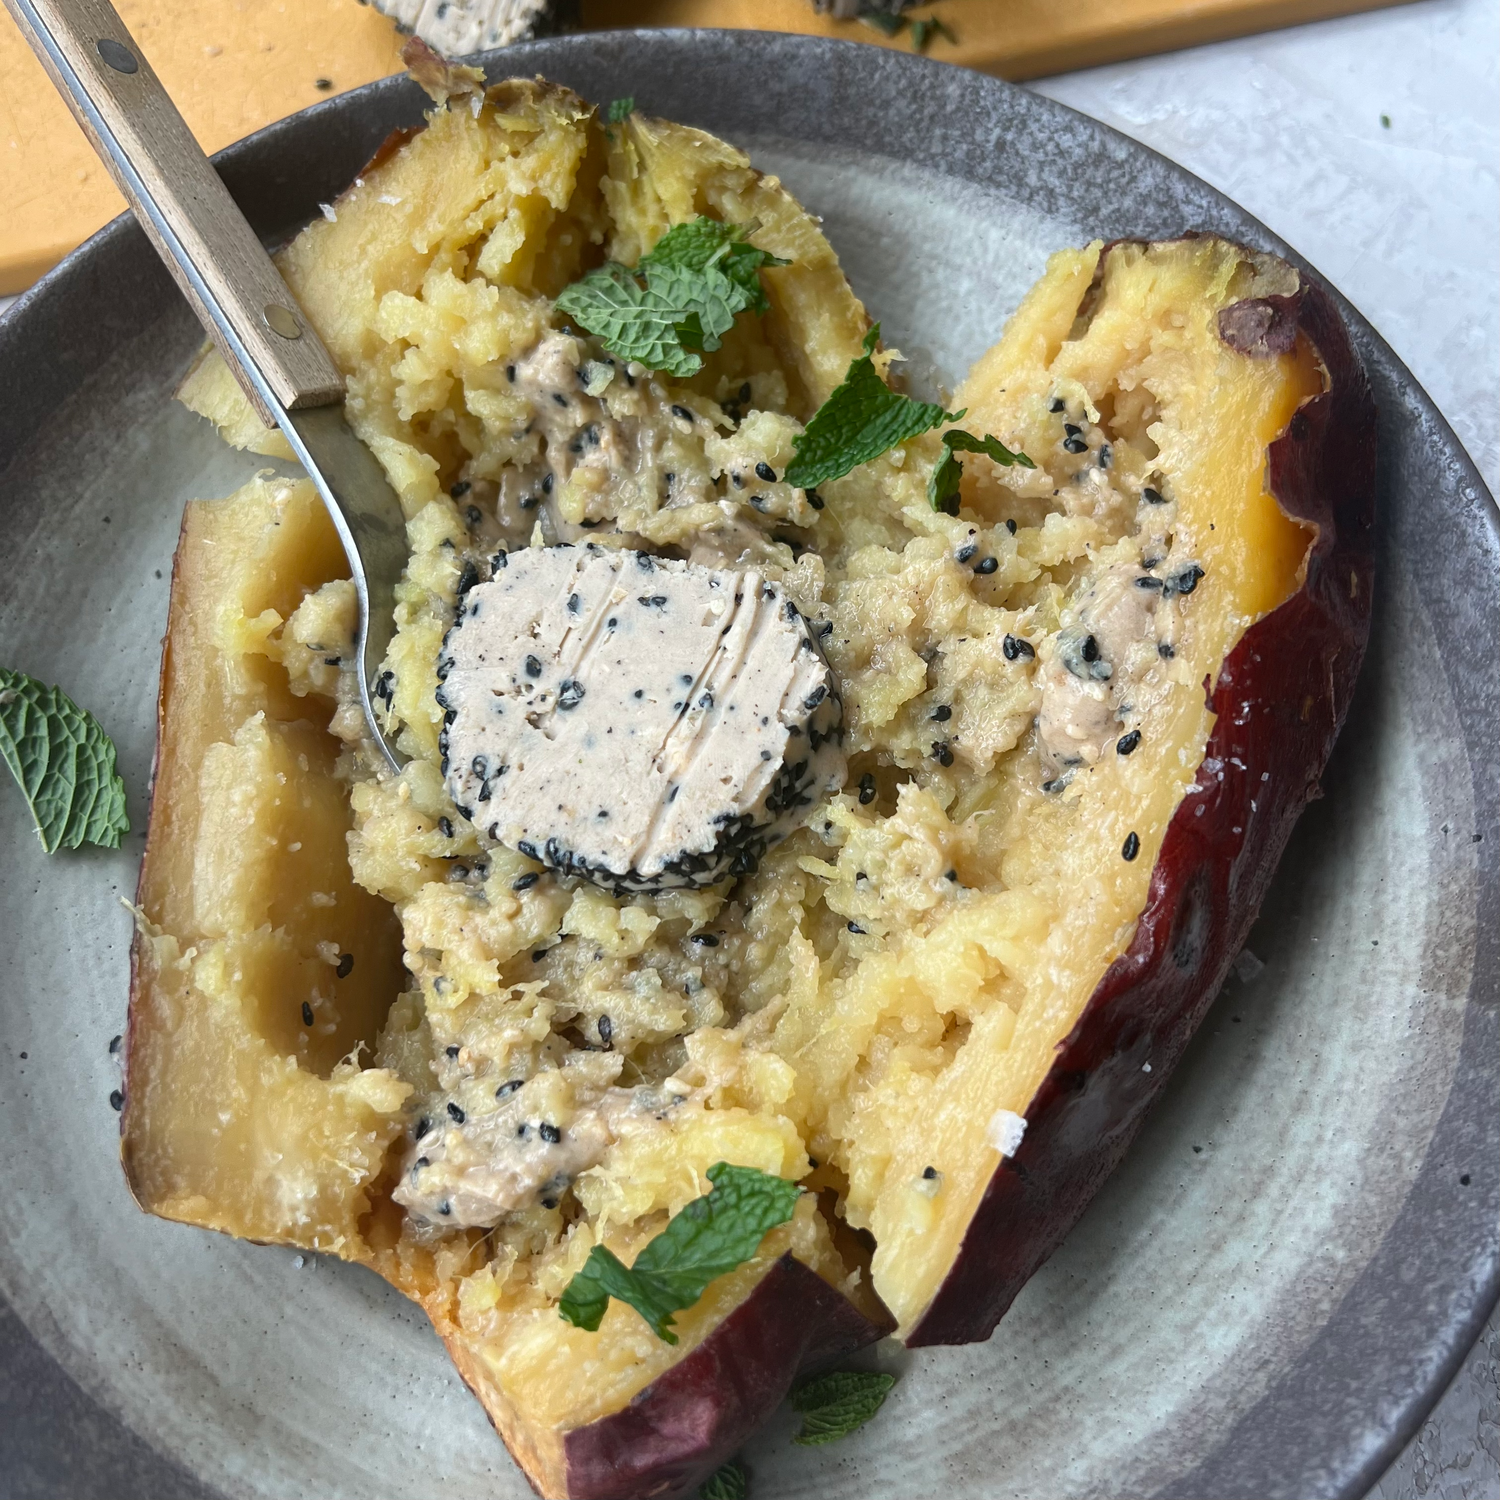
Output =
[
  {"x1": 699, "y1": 1459, "x2": 747, "y2": 1500},
  {"x1": 558, "y1": 1162, "x2": 800, "y2": 1344},
  {"x1": 788, "y1": 1369, "x2": 897, "y2": 1446},
  {"x1": 783, "y1": 325, "x2": 964, "y2": 490},
  {"x1": 607, "y1": 95, "x2": 635, "y2": 124},
  {"x1": 0, "y1": 666, "x2": 128, "y2": 853},
  {"x1": 928, "y1": 427, "x2": 1035, "y2": 514},
  {"x1": 553, "y1": 218, "x2": 788, "y2": 379}
]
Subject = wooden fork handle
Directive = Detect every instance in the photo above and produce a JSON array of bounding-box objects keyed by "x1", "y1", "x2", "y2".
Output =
[{"x1": 3, "y1": 0, "x2": 345, "y2": 421}]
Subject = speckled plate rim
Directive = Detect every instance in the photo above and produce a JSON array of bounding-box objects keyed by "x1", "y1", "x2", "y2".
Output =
[{"x1": 0, "y1": 28, "x2": 1494, "y2": 1500}]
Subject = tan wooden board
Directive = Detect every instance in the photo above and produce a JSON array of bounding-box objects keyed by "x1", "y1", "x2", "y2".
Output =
[
  {"x1": 0, "y1": 0, "x2": 408, "y2": 292},
  {"x1": 580, "y1": 0, "x2": 1413, "y2": 82},
  {"x1": 1, "y1": 0, "x2": 1410, "y2": 292}
]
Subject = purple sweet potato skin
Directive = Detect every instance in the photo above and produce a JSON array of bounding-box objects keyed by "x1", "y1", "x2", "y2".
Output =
[
  {"x1": 563, "y1": 1253, "x2": 893, "y2": 1499},
  {"x1": 908, "y1": 269, "x2": 1377, "y2": 1348}
]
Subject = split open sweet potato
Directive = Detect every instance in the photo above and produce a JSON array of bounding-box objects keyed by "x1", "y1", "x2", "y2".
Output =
[{"x1": 125, "y1": 68, "x2": 1374, "y2": 1499}]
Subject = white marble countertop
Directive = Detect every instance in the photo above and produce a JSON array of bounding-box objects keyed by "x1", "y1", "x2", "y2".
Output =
[
  {"x1": 1032, "y1": 0, "x2": 1498, "y2": 501},
  {"x1": 1030, "y1": 3, "x2": 1499, "y2": 1494},
  {"x1": 1, "y1": 2, "x2": 1493, "y2": 1493}
]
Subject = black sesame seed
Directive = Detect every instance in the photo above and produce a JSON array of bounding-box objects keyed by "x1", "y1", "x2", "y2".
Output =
[
  {"x1": 1099, "y1": 443, "x2": 1113, "y2": 469},
  {"x1": 1461, "y1": 1174, "x2": 1472, "y2": 1186},
  {"x1": 598, "y1": 1015, "x2": 613, "y2": 1047},
  {"x1": 1135, "y1": 576, "x2": 1163, "y2": 590},
  {"x1": 932, "y1": 741, "x2": 954, "y2": 767},
  {"x1": 109, "y1": 1089, "x2": 124, "y2": 1111},
  {"x1": 506, "y1": 364, "x2": 516, "y2": 382},
  {"x1": 445, "y1": 1045, "x2": 460, "y2": 1059},
  {"x1": 858, "y1": 772, "x2": 876, "y2": 805},
  {"x1": 1166, "y1": 564, "x2": 1205, "y2": 597},
  {"x1": 496, "y1": 1080, "x2": 524, "y2": 1097},
  {"x1": 568, "y1": 592, "x2": 581, "y2": 613},
  {"x1": 1122, "y1": 831, "x2": 1140, "y2": 862},
  {"x1": 804, "y1": 683, "x2": 828, "y2": 709},
  {"x1": 1117, "y1": 730, "x2": 1142, "y2": 756},
  {"x1": 552, "y1": 392, "x2": 568, "y2": 407},
  {"x1": 301, "y1": 1001, "x2": 314, "y2": 1026},
  {"x1": 931, "y1": 704, "x2": 952, "y2": 721},
  {"x1": 1081, "y1": 634, "x2": 1100, "y2": 663},
  {"x1": 922, "y1": 1165, "x2": 938, "y2": 1179},
  {"x1": 108, "y1": 1034, "x2": 121, "y2": 1054},
  {"x1": 974, "y1": 556, "x2": 998, "y2": 575},
  {"x1": 542, "y1": 473, "x2": 554, "y2": 494},
  {"x1": 691, "y1": 933, "x2": 720, "y2": 946},
  {"x1": 447, "y1": 1102, "x2": 466, "y2": 1123},
  {"x1": 1142, "y1": 486, "x2": 1166, "y2": 505},
  {"x1": 525, "y1": 654, "x2": 542, "y2": 678},
  {"x1": 1003, "y1": 634, "x2": 1035, "y2": 662},
  {"x1": 1159, "y1": 642, "x2": 1176, "y2": 658},
  {"x1": 532, "y1": 949, "x2": 547, "y2": 962},
  {"x1": 1063, "y1": 436, "x2": 1088, "y2": 454},
  {"x1": 415, "y1": 1116, "x2": 431, "y2": 1140},
  {"x1": 513, "y1": 872, "x2": 540, "y2": 891},
  {"x1": 806, "y1": 489, "x2": 825, "y2": 511},
  {"x1": 336, "y1": 953, "x2": 354, "y2": 978},
  {"x1": 956, "y1": 543, "x2": 978, "y2": 564},
  {"x1": 946, "y1": 869, "x2": 958, "y2": 882},
  {"x1": 1005, "y1": 518, "x2": 1018, "y2": 535},
  {"x1": 438, "y1": 816, "x2": 454, "y2": 838},
  {"x1": 671, "y1": 404, "x2": 694, "y2": 423},
  {"x1": 539, "y1": 1122, "x2": 562, "y2": 1144},
  {"x1": 557, "y1": 679, "x2": 585, "y2": 709},
  {"x1": 466, "y1": 505, "x2": 483, "y2": 526},
  {"x1": 1049, "y1": 398, "x2": 1066, "y2": 413},
  {"x1": 847, "y1": 921, "x2": 867, "y2": 935},
  {"x1": 450, "y1": 479, "x2": 471, "y2": 498},
  {"x1": 438, "y1": 1201, "x2": 452, "y2": 1216}
]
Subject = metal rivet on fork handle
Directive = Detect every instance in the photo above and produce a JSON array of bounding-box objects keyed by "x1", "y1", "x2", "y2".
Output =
[
  {"x1": 95, "y1": 37, "x2": 136, "y2": 72},
  {"x1": 263, "y1": 304, "x2": 303, "y2": 340}
]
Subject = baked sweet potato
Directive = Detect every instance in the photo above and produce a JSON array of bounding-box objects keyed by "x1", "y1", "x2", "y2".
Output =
[{"x1": 126, "y1": 70, "x2": 1374, "y2": 1500}]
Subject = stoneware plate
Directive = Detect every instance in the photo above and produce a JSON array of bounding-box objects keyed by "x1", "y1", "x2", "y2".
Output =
[{"x1": 0, "y1": 29, "x2": 1494, "y2": 1500}]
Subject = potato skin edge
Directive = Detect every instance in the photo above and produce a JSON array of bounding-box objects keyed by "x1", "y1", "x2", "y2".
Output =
[
  {"x1": 560, "y1": 1253, "x2": 894, "y2": 1500},
  {"x1": 907, "y1": 265, "x2": 1378, "y2": 1348}
]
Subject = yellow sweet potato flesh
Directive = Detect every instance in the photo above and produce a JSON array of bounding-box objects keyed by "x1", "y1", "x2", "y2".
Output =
[
  {"x1": 142, "y1": 76, "x2": 1322, "y2": 1475},
  {"x1": 126, "y1": 477, "x2": 409, "y2": 1252}
]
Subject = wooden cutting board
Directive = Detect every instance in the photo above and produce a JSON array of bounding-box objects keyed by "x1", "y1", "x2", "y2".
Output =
[{"x1": 0, "y1": 0, "x2": 1409, "y2": 293}]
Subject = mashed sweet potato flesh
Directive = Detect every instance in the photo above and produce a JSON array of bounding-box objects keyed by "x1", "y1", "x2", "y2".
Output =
[{"x1": 131, "y1": 77, "x2": 1321, "y2": 1461}]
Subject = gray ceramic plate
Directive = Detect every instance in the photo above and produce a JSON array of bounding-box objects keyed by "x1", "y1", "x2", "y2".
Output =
[{"x1": 0, "y1": 29, "x2": 1494, "y2": 1500}]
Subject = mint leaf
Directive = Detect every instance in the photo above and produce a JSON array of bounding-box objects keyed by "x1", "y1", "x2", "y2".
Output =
[
  {"x1": 638, "y1": 218, "x2": 787, "y2": 317},
  {"x1": 699, "y1": 1460, "x2": 747, "y2": 1500},
  {"x1": 0, "y1": 667, "x2": 128, "y2": 853},
  {"x1": 555, "y1": 264, "x2": 707, "y2": 378},
  {"x1": 789, "y1": 1369, "x2": 896, "y2": 1446},
  {"x1": 928, "y1": 427, "x2": 1036, "y2": 514},
  {"x1": 910, "y1": 17, "x2": 958, "y2": 50},
  {"x1": 559, "y1": 1162, "x2": 800, "y2": 1343},
  {"x1": 607, "y1": 96, "x2": 635, "y2": 124},
  {"x1": 784, "y1": 325, "x2": 964, "y2": 490},
  {"x1": 554, "y1": 219, "x2": 787, "y2": 377}
]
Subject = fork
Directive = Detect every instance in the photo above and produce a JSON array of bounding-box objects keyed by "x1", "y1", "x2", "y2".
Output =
[{"x1": 4, "y1": 0, "x2": 411, "y2": 771}]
